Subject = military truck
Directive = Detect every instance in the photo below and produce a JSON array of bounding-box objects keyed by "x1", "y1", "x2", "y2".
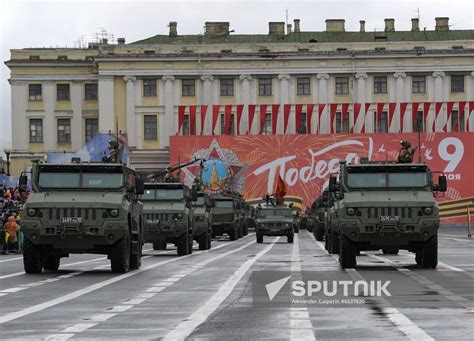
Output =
[
  {"x1": 142, "y1": 183, "x2": 195, "y2": 255},
  {"x1": 20, "y1": 161, "x2": 145, "y2": 273},
  {"x1": 245, "y1": 202, "x2": 258, "y2": 231},
  {"x1": 212, "y1": 196, "x2": 243, "y2": 240},
  {"x1": 192, "y1": 191, "x2": 214, "y2": 250},
  {"x1": 256, "y1": 205, "x2": 294, "y2": 243},
  {"x1": 312, "y1": 191, "x2": 328, "y2": 242},
  {"x1": 327, "y1": 160, "x2": 446, "y2": 269}
]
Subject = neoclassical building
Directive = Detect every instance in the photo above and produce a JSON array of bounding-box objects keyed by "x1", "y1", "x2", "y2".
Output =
[{"x1": 6, "y1": 17, "x2": 474, "y2": 174}]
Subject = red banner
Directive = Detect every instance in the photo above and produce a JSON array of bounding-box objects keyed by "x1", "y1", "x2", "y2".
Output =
[
  {"x1": 330, "y1": 103, "x2": 338, "y2": 133},
  {"x1": 412, "y1": 102, "x2": 420, "y2": 131},
  {"x1": 236, "y1": 104, "x2": 244, "y2": 135},
  {"x1": 352, "y1": 103, "x2": 361, "y2": 133},
  {"x1": 307, "y1": 104, "x2": 314, "y2": 133},
  {"x1": 224, "y1": 105, "x2": 232, "y2": 135},
  {"x1": 171, "y1": 133, "x2": 474, "y2": 225},
  {"x1": 341, "y1": 103, "x2": 350, "y2": 128},
  {"x1": 189, "y1": 105, "x2": 197, "y2": 135},
  {"x1": 248, "y1": 105, "x2": 256, "y2": 135},
  {"x1": 400, "y1": 102, "x2": 408, "y2": 132},
  {"x1": 200, "y1": 105, "x2": 208, "y2": 135},
  {"x1": 271, "y1": 104, "x2": 280, "y2": 134},
  {"x1": 295, "y1": 104, "x2": 303, "y2": 133},
  {"x1": 212, "y1": 105, "x2": 220, "y2": 135},
  {"x1": 388, "y1": 103, "x2": 396, "y2": 132},
  {"x1": 284, "y1": 104, "x2": 291, "y2": 134},
  {"x1": 177, "y1": 105, "x2": 186, "y2": 135},
  {"x1": 259, "y1": 105, "x2": 268, "y2": 134}
]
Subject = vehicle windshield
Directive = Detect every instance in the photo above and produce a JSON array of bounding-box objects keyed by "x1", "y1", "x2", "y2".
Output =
[
  {"x1": 38, "y1": 171, "x2": 124, "y2": 189},
  {"x1": 194, "y1": 196, "x2": 205, "y2": 206},
  {"x1": 141, "y1": 188, "x2": 184, "y2": 201},
  {"x1": 215, "y1": 200, "x2": 233, "y2": 208},
  {"x1": 259, "y1": 209, "x2": 292, "y2": 217},
  {"x1": 347, "y1": 170, "x2": 428, "y2": 188}
]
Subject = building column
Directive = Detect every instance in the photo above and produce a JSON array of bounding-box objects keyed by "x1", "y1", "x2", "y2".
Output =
[
  {"x1": 467, "y1": 72, "x2": 474, "y2": 132},
  {"x1": 316, "y1": 73, "x2": 330, "y2": 133},
  {"x1": 239, "y1": 74, "x2": 252, "y2": 135},
  {"x1": 9, "y1": 80, "x2": 28, "y2": 152},
  {"x1": 162, "y1": 75, "x2": 175, "y2": 147},
  {"x1": 123, "y1": 76, "x2": 136, "y2": 148},
  {"x1": 394, "y1": 72, "x2": 406, "y2": 132},
  {"x1": 432, "y1": 71, "x2": 445, "y2": 132},
  {"x1": 71, "y1": 81, "x2": 83, "y2": 150},
  {"x1": 43, "y1": 80, "x2": 55, "y2": 151},
  {"x1": 98, "y1": 75, "x2": 115, "y2": 134},
  {"x1": 354, "y1": 73, "x2": 367, "y2": 133},
  {"x1": 201, "y1": 75, "x2": 214, "y2": 135},
  {"x1": 278, "y1": 74, "x2": 291, "y2": 134}
]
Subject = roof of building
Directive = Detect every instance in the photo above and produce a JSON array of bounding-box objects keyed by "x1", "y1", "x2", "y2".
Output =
[{"x1": 132, "y1": 30, "x2": 474, "y2": 45}]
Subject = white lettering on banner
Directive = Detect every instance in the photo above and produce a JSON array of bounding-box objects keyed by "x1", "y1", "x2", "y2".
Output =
[
  {"x1": 253, "y1": 138, "x2": 373, "y2": 193},
  {"x1": 438, "y1": 137, "x2": 463, "y2": 173}
]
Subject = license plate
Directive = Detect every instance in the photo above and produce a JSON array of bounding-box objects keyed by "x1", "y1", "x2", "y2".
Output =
[
  {"x1": 379, "y1": 216, "x2": 400, "y2": 222},
  {"x1": 61, "y1": 217, "x2": 82, "y2": 224}
]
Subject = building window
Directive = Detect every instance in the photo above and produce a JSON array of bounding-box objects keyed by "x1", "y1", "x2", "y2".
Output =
[
  {"x1": 412, "y1": 76, "x2": 426, "y2": 93},
  {"x1": 85, "y1": 118, "x2": 98, "y2": 143},
  {"x1": 451, "y1": 110, "x2": 465, "y2": 132},
  {"x1": 84, "y1": 83, "x2": 98, "y2": 101},
  {"x1": 183, "y1": 116, "x2": 190, "y2": 135},
  {"x1": 29, "y1": 84, "x2": 42, "y2": 101},
  {"x1": 258, "y1": 78, "x2": 272, "y2": 96},
  {"x1": 451, "y1": 75, "x2": 464, "y2": 92},
  {"x1": 57, "y1": 84, "x2": 70, "y2": 101},
  {"x1": 377, "y1": 112, "x2": 388, "y2": 132},
  {"x1": 342, "y1": 113, "x2": 349, "y2": 133},
  {"x1": 182, "y1": 79, "x2": 195, "y2": 97},
  {"x1": 29, "y1": 119, "x2": 43, "y2": 143},
  {"x1": 335, "y1": 77, "x2": 349, "y2": 95},
  {"x1": 297, "y1": 112, "x2": 307, "y2": 134},
  {"x1": 220, "y1": 79, "x2": 234, "y2": 96},
  {"x1": 57, "y1": 118, "x2": 71, "y2": 143},
  {"x1": 220, "y1": 114, "x2": 235, "y2": 135},
  {"x1": 263, "y1": 113, "x2": 272, "y2": 134},
  {"x1": 374, "y1": 76, "x2": 387, "y2": 94},
  {"x1": 335, "y1": 112, "x2": 342, "y2": 133},
  {"x1": 297, "y1": 78, "x2": 311, "y2": 96},
  {"x1": 143, "y1": 79, "x2": 157, "y2": 97},
  {"x1": 414, "y1": 111, "x2": 424, "y2": 132},
  {"x1": 144, "y1": 115, "x2": 158, "y2": 140}
]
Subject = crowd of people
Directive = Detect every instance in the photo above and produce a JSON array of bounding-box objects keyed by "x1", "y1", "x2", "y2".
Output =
[{"x1": 1, "y1": 184, "x2": 28, "y2": 254}]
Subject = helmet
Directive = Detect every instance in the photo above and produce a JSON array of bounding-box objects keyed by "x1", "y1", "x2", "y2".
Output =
[
  {"x1": 400, "y1": 140, "x2": 411, "y2": 149},
  {"x1": 108, "y1": 140, "x2": 119, "y2": 149}
]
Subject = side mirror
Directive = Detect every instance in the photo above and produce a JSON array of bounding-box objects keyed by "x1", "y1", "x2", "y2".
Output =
[
  {"x1": 19, "y1": 175, "x2": 28, "y2": 189},
  {"x1": 437, "y1": 175, "x2": 447, "y2": 192},
  {"x1": 136, "y1": 178, "x2": 145, "y2": 195},
  {"x1": 328, "y1": 176, "x2": 337, "y2": 192}
]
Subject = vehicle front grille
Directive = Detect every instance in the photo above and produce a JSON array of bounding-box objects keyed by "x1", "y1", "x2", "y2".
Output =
[
  {"x1": 42, "y1": 208, "x2": 101, "y2": 223},
  {"x1": 145, "y1": 213, "x2": 170, "y2": 222},
  {"x1": 366, "y1": 207, "x2": 413, "y2": 220}
]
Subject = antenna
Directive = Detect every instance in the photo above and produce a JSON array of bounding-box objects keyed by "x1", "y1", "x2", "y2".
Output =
[
  {"x1": 416, "y1": 7, "x2": 420, "y2": 21},
  {"x1": 285, "y1": 9, "x2": 288, "y2": 26}
]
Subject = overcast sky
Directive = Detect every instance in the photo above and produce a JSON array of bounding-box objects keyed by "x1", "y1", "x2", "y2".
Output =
[{"x1": 1, "y1": 0, "x2": 473, "y2": 156}]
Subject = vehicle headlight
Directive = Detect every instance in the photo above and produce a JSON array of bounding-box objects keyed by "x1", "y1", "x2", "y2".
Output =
[
  {"x1": 27, "y1": 208, "x2": 37, "y2": 217},
  {"x1": 347, "y1": 207, "x2": 356, "y2": 216},
  {"x1": 109, "y1": 209, "x2": 119, "y2": 217},
  {"x1": 195, "y1": 215, "x2": 204, "y2": 221},
  {"x1": 176, "y1": 213, "x2": 184, "y2": 219},
  {"x1": 260, "y1": 223, "x2": 265, "y2": 227},
  {"x1": 423, "y1": 207, "x2": 433, "y2": 215},
  {"x1": 285, "y1": 223, "x2": 290, "y2": 227}
]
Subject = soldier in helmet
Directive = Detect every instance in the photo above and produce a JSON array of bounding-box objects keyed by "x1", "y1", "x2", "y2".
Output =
[
  {"x1": 102, "y1": 140, "x2": 120, "y2": 163},
  {"x1": 397, "y1": 140, "x2": 417, "y2": 163}
]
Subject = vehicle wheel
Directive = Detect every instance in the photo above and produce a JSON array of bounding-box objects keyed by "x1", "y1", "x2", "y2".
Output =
[
  {"x1": 23, "y1": 239, "x2": 43, "y2": 274},
  {"x1": 420, "y1": 235, "x2": 438, "y2": 269},
  {"x1": 256, "y1": 233, "x2": 263, "y2": 243},
  {"x1": 198, "y1": 233, "x2": 210, "y2": 250},
  {"x1": 324, "y1": 232, "x2": 330, "y2": 251},
  {"x1": 110, "y1": 236, "x2": 130, "y2": 273},
  {"x1": 415, "y1": 250, "x2": 422, "y2": 265},
  {"x1": 177, "y1": 233, "x2": 190, "y2": 256},
  {"x1": 207, "y1": 232, "x2": 212, "y2": 249},
  {"x1": 315, "y1": 226, "x2": 325, "y2": 242},
  {"x1": 287, "y1": 233, "x2": 294, "y2": 244},
  {"x1": 44, "y1": 255, "x2": 60, "y2": 271},
  {"x1": 188, "y1": 234, "x2": 194, "y2": 254},
  {"x1": 339, "y1": 235, "x2": 357, "y2": 269},
  {"x1": 229, "y1": 228, "x2": 237, "y2": 241},
  {"x1": 153, "y1": 241, "x2": 167, "y2": 250},
  {"x1": 307, "y1": 224, "x2": 313, "y2": 233},
  {"x1": 243, "y1": 225, "x2": 249, "y2": 236},
  {"x1": 329, "y1": 231, "x2": 339, "y2": 254},
  {"x1": 129, "y1": 237, "x2": 142, "y2": 270},
  {"x1": 382, "y1": 247, "x2": 400, "y2": 255},
  {"x1": 294, "y1": 225, "x2": 299, "y2": 233}
]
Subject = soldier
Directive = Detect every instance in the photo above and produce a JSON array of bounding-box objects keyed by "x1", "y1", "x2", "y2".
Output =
[
  {"x1": 102, "y1": 140, "x2": 120, "y2": 164},
  {"x1": 397, "y1": 140, "x2": 417, "y2": 163}
]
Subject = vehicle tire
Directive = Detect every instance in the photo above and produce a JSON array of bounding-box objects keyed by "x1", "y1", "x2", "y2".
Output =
[
  {"x1": 287, "y1": 233, "x2": 294, "y2": 244},
  {"x1": 339, "y1": 235, "x2": 357, "y2": 269},
  {"x1": 207, "y1": 232, "x2": 212, "y2": 250},
  {"x1": 420, "y1": 235, "x2": 438, "y2": 269},
  {"x1": 23, "y1": 239, "x2": 43, "y2": 274},
  {"x1": 229, "y1": 228, "x2": 237, "y2": 241},
  {"x1": 153, "y1": 241, "x2": 167, "y2": 250},
  {"x1": 294, "y1": 225, "x2": 299, "y2": 233},
  {"x1": 243, "y1": 225, "x2": 249, "y2": 236},
  {"x1": 256, "y1": 233, "x2": 263, "y2": 243},
  {"x1": 44, "y1": 255, "x2": 60, "y2": 271},
  {"x1": 382, "y1": 247, "x2": 400, "y2": 255},
  {"x1": 177, "y1": 233, "x2": 190, "y2": 256},
  {"x1": 110, "y1": 236, "x2": 130, "y2": 273},
  {"x1": 129, "y1": 237, "x2": 142, "y2": 270},
  {"x1": 198, "y1": 233, "x2": 210, "y2": 250},
  {"x1": 329, "y1": 231, "x2": 339, "y2": 254},
  {"x1": 324, "y1": 232, "x2": 330, "y2": 251},
  {"x1": 307, "y1": 224, "x2": 313, "y2": 233},
  {"x1": 188, "y1": 234, "x2": 194, "y2": 254},
  {"x1": 315, "y1": 226, "x2": 325, "y2": 242}
]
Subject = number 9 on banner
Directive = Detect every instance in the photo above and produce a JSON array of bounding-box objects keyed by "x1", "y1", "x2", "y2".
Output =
[{"x1": 438, "y1": 137, "x2": 463, "y2": 172}]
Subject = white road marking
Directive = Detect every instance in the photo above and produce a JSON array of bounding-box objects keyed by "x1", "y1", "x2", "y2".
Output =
[
  {"x1": 164, "y1": 237, "x2": 279, "y2": 341},
  {"x1": 106, "y1": 305, "x2": 133, "y2": 313},
  {"x1": 83, "y1": 313, "x2": 117, "y2": 322},
  {"x1": 44, "y1": 333, "x2": 74, "y2": 341},
  {"x1": 0, "y1": 256, "x2": 23, "y2": 263},
  {"x1": 61, "y1": 323, "x2": 97, "y2": 333}
]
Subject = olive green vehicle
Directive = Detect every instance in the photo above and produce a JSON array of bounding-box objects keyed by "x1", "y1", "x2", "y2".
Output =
[
  {"x1": 212, "y1": 196, "x2": 246, "y2": 240},
  {"x1": 142, "y1": 183, "x2": 195, "y2": 256},
  {"x1": 20, "y1": 162, "x2": 145, "y2": 274},
  {"x1": 192, "y1": 192, "x2": 214, "y2": 250},
  {"x1": 256, "y1": 206, "x2": 294, "y2": 243},
  {"x1": 312, "y1": 191, "x2": 328, "y2": 242},
  {"x1": 327, "y1": 160, "x2": 447, "y2": 269}
]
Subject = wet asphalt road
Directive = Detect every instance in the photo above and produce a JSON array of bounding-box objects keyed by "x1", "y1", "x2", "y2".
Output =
[{"x1": 0, "y1": 228, "x2": 473, "y2": 340}]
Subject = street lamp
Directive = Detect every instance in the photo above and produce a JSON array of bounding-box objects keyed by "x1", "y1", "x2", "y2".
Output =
[{"x1": 3, "y1": 147, "x2": 11, "y2": 176}]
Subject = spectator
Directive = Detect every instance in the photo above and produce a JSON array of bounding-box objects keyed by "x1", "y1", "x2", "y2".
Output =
[{"x1": 4, "y1": 216, "x2": 20, "y2": 253}]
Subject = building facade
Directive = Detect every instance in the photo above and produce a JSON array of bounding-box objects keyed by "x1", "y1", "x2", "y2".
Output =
[{"x1": 6, "y1": 17, "x2": 474, "y2": 175}]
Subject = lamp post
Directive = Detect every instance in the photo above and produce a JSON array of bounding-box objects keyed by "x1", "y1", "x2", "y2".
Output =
[{"x1": 4, "y1": 148, "x2": 11, "y2": 176}]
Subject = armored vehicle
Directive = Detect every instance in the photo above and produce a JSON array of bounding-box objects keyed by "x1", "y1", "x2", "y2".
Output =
[
  {"x1": 20, "y1": 162, "x2": 145, "y2": 273},
  {"x1": 256, "y1": 205, "x2": 294, "y2": 243},
  {"x1": 142, "y1": 183, "x2": 195, "y2": 255},
  {"x1": 212, "y1": 196, "x2": 243, "y2": 240},
  {"x1": 192, "y1": 191, "x2": 214, "y2": 250},
  {"x1": 312, "y1": 191, "x2": 329, "y2": 242},
  {"x1": 328, "y1": 160, "x2": 446, "y2": 269}
]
